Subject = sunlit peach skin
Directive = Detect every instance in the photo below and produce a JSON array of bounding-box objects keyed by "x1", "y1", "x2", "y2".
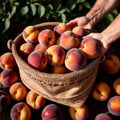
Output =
[{"x1": 22, "y1": 25, "x2": 39, "y2": 43}]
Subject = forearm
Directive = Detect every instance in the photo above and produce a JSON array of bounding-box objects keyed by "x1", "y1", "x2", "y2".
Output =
[
  {"x1": 86, "y1": 0, "x2": 120, "y2": 28},
  {"x1": 101, "y1": 13, "x2": 120, "y2": 48}
]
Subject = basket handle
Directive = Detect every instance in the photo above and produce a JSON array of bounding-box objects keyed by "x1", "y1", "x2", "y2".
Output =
[{"x1": 7, "y1": 39, "x2": 13, "y2": 50}]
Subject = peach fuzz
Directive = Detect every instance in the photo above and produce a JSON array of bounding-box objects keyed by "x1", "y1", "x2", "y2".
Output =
[
  {"x1": 9, "y1": 82, "x2": 27, "y2": 101},
  {"x1": 27, "y1": 51, "x2": 48, "y2": 70},
  {"x1": 54, "y1": 22, "x2": 71, "y2": 36},
  {"x1": 35, "y1": 43, "x2": 47, "y2": 53},
  {"x1": 95, "y1": 113, "x2": 112, "y2": 120},
  {"x1": 22, "y1": 25, "x2": 39, "y2": 43},
  {"x1": 26, "y1": 90, "x2": 46, "y2": 109},
  {"x1": 64, "y1": 48, "x2": 87, "y2": 71},
  {"x1": 0, "y1": 52, "x2": 16, "y2": 69},
  {"x1": 113, "y1": 77, "x2": 120, "y2": 95},
  {"x1": 107, "y1": 95, "x2": 120, "y2": 116},
  {"x1": 102, "y1": 54, "x2": 120, "y2": 74},
  {"x1": 50, "y1": 64, "x2": 70, "y2": 74},
  {"x1": 38, "y1": 29, "x2": 56, "y2": 48},
  {"x1": 79, "y1": 38, "x2": 101, "y2": 59},
  {"x1": 46, "y1": 45, "x2": 65, "y2": 66},
  {"x1": 69, "y1": 104, "x2": 88, "y2": 120},
  {"x1": 59, "y1": 30, "x2": 80, "y2": 50},
  {"x1": 91, "y1": 81, "x2": 110, "y2": 101},
  {"x1": 0, "y1": 69, "x2": 18, "y2": 87},
  {"x1": 72, "y1": 26, "x2": 85, "y2": 38},
  {"x1": 10, "y1": 102, "x2": 31, "y2": 120},
  {"x1": 19, "y1": 42, "x2": 35, "y2": 59}
]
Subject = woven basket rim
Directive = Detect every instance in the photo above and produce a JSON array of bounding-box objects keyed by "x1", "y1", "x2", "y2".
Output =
[{"x1": 9, "y1": 22, "x2": 101, "y2": 83}]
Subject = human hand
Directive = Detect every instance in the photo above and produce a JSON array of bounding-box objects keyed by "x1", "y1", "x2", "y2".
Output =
[
  {"x1": 83, "y1": 33, "x2": 110, "y2": 55},
  {"x1": 66, "y1": 16, "x2": 92, "y2": 32}
]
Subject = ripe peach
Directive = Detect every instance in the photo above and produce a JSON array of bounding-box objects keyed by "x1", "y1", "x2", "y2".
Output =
[
  {"x1": 95, "y1": 113, "x2": 112, "y2": 120},
  {"x1": 64, "y1": 48, "x2": 87, "y2": 71},
  {"x1": 50, "y1": 64, "x2": 70, "y2": 74},
  {"x1": 102, "y1": 54, "x2": 120, "y2": 74},
  {"x1": 22, "y1": 25, "x2": 39, "y2": 43},
  {"x1": 113, "y1": 77, "x2": 120, "y2": 95},
  {"x1": 0, "y1": 90, "x2": 11, "y2": 112},
  {"x1": 54, "y1": 22, "x2": 71, "y2": 36},
  {"x1": 26, "y1": 90, "x2": 46, "y2": 109},
  {"x1": 19, "y1": 42, "x2": 35, "y2": 59},
  {"x1": 41, "y1": 104, "x2": 63, "y2": 120},
  {"x1": 35, "y1": 43, "x2": 47, "y2": 53},
  {"x1": 9, "y1": 82, "x2": 27, "y2": 101},
  {"x1": 28, "y1": 51, "x2": 48, "y2": 70},
  {"x1": 38, "y1": 29, "x2": 56, "y2": 48},
  {"x1": 10, "y1": 102, "x2": 31, "y2": 120},
  {"x1": 72, "y1": 26, "x2": 85, "y2": 38},
  {"x1": 92, "y1": 81, "x2": 111, "y2": 101},
  {"x1": 79, "y1": 38, "x2": 101, "y2": 59},
  {"x1": 0, "y1": 69, "x2": 18, "y2": 87},
  {"x1": 59, "y1": 30, "x2": 80, "y2": 50},
  {"x1": 107, "y1": 95, "x2": 120, "y2": 116},
  {"x1": 69, "y1": 104, "x2": 88, "y2": 120},
  {"x1": 46, "y1": 45, "x2": 65, "y2": 66},
  {"x1": 0, "y1": 52, "x2": 16, "y2": 69}
]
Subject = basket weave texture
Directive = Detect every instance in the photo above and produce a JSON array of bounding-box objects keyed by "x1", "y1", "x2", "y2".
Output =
[{"x1": 8, "y1": 22, "x2": 101, "y2": 107}]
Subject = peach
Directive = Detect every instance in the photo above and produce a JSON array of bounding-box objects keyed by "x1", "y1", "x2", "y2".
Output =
[
  {"x1": 95, "y1": 113, "x2": 112, "y2": 120},
  {"x1": 27, "y1": 51, "x2": 48, "y2": 70},
  {"x1": 9, "y1": 82, "x2": 27, "y2": 101},
  {"x1": 113, "y1": 77, "x2": 120, "y2": 95},
  {"x1": 46, "y1": 45, "x2": 65, "y2": 66},
  {"x1": 26, "y1": 90, "x2": 46, "y2": 109},
  {"x1": 54, "y1": 22, "x2": 71, "y2": 36},
  {"x1": 59, "y1": 30, "x2": 80, "y2": 50},
  {"x1": 22, "y1": 25, "x2": 39, "y2": 43},
  {"x1": 102, "y1": 54, "x2": 120, "y2": 74},
  {"x1": 41, "y1": 103, "x2": 63, "y2": 120},
  {"x1": 50, "y1": 64, "x2": 70, "y2": 74},
  {"x1": 38, "y1": 29, "x2": 56, "y2": 48},
  {"x1": 72, "y1": 26, "x2": 85, "y2": 38},
  {"x1": 10, "y1": 102, "x2": 31, "y2": 120},
  {"x1": 0, "y1": 69, "x2": 18, "y2": 87},
  {"x1": 69, "y1": 104, "x2": 88, "y2": 120},
  {"x1": 107, "y1": 95, "x2": 120, "y2": 116},
  {"x1": 91, "y1": 81, "x2": 110, "y2": 101},
  {"x1": 35, "y1": 43, "x2": 47, "y2": 53},
  {"x1": 19, "y1": 42, "x2": 35, "y2": 59},
  {"x1": 64, "y1": 48, "x2": 87, "y2": 71},
  {"x1": 0, "y1": 90, "x2": 11, "y2": 112},
  {"x1": 79, "y1": 38, "x2": 101, "y2": 59},
  {"x1": 0, "y1": 52, "x2": 16, "y2": 69}
]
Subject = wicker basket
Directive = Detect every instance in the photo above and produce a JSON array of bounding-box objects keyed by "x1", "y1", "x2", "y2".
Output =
[{"x1": 8, "y1": 22, "x2": 101, "y2": 107}]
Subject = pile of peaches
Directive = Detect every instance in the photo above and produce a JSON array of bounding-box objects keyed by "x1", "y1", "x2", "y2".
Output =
[
  {"x1": 0, "y1": 23, "x2": 120, "y2": 120},
  {"x1": 19, "y1": 23, "x2": 102, "y2": 73}
]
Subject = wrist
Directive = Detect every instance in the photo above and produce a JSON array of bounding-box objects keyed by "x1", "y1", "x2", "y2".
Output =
[{"x1": 100, "y1": 31, "x2": 112, "y2": 50}]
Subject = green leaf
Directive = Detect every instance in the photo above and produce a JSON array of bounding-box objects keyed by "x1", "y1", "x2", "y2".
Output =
[
  {"x1": 61, "y1": 13, "x2": 66, "y2": 22},
  {"x1": 3, "y1": 18, "x2": 10, "y2": 33},
  {"x1": 38, "y1": 4, "x2": 45, "y2": 17},
  {"x1": 9, "y1": 6, "x2": 16, "y2": 18},
  {"x1": 30, "y1": 3, "x2": 36, "y2": 16},
  {"x1": 106, "y1": 13, "x2": 114, "y2": 23},
  {"x1": 77, "y1": 0, "x2": 86, "y2": 3},
  {"x1": 20, "y1": 6, "x2": 29, "y2": 16},
  {"x1": 82, "y1": 2, "x2": 91, "y2": 9}
]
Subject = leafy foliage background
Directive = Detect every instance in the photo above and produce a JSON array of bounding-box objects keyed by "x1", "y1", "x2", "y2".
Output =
[{"x1": 0, "y1": 0, "x2": 119, "y2": 53}]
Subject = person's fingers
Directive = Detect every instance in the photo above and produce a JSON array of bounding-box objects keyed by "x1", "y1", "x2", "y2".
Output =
[{"x1": 66, "y1": 18, "x2": 79, "y2": 28}]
